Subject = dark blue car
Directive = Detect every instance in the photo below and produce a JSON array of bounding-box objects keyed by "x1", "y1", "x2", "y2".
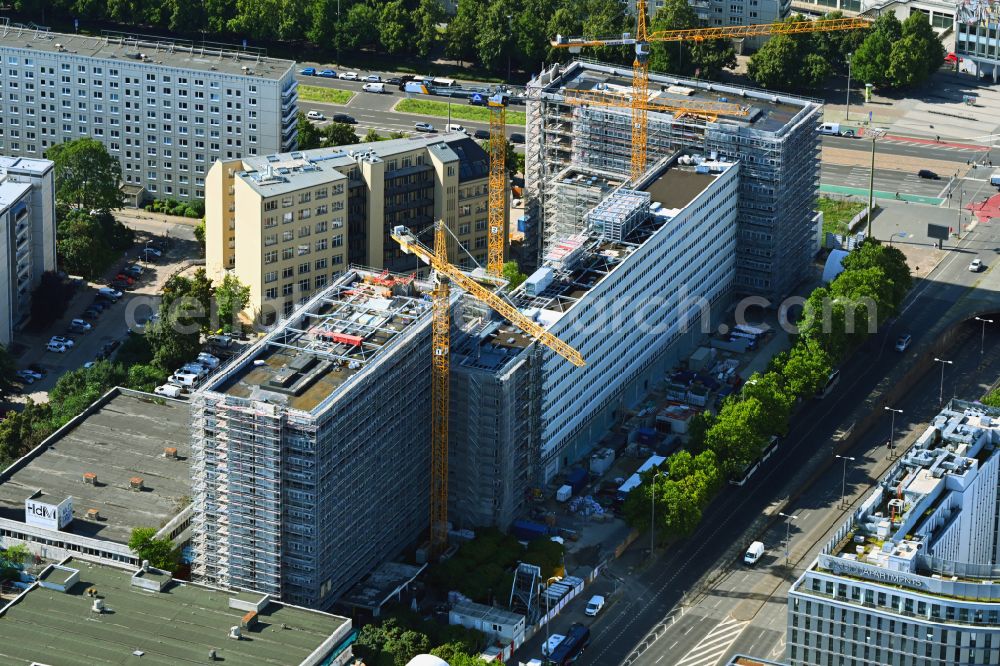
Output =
[{"x1": 299, "y1": 67, "x2": 316, "y2": 76}]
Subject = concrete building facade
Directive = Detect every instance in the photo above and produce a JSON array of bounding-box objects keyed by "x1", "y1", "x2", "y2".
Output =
[
  {"x1": 0, "y1": 20, "x2": 298, "y2": 202},
  {"x1": 514, "y1": 153, "x2": 738, "y2": 482},
  {"x1": 525, "y1": 60, "x2": 822, "y2": 303},
  {"x1": 205, "y1": 135, "x2": 495, "y2": 323},
  {"x1": 956, "y1": 1, "x2": 1000, "y2": 81},
  {"x1": 0, "y1": 155, "x2": 55, "y2": 346},
  {"x1": 191, "y1": 269, "x2": 441, "y2": 609},
  {"x1": 788, "y1": 401, "x2": 1000, "y2": 666},
  {"x1": 631, "y1": 0, "x2": 791, "y2": 48}
]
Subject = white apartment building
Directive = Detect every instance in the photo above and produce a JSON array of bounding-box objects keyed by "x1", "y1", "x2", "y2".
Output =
[
  {"x1": 512, "y1": 153, "x2": 739, "y2": 480},
  {"x1": 0, "y1": 21, "x2": 298, "y2": 202},
  {"x1": 956, "y1": 3, "x2": 1000, "y2": 81},
  {"x1": 788, "y1": 400, "x2": 1000, "y2": 666},
  {"x1": 630, "y1": 0, "x2": 791, "y2": 49},
  {"x1": 0, "y1": 155, "x2": 54, "y2": 346}
]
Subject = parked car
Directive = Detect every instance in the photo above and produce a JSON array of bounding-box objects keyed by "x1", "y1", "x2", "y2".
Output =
[
  {"x1": 81, "y1": 307, "x2": 101, "y2": 320},
  {"x1": 362, "y1": 82, "x2": 386, "y2": 94},
  {"x1": 306, "y1": 110, "x2": 326, "y2": 121},
  {"x1": 197, "y1": 352, "x2": 221, "y2": 369},
  {"x1": 110, "y1": 279, "x2": 133, "y2": 292},
  {"x1": 26, "y1": 364, "x2": 47, "y2": 376},
  {"x1": 98, "y1": 287, "x2": 123, "y2": 300},
  {"x1": 318, "y1": 69, "x2": 337, "y2": 78},
  {"x1": 16, "y1": 370, "x2": 39, "y2": 383},
  {"x1": 446, "y1": 124, "x2": 467, "y2": 134},
  {"x1": 114, "y1": 274, "x2": 136, "y2": 285},
  {"x1": 414, "y1": 122, "x2": 436, "y2": 133},
  {"x1": 473, "y1": 129, "x2": 490, "y2": 140},
  {"x1": 584, "y1": 595, "x2": 605, "y2": 616},
  {"x1": 140, "y1": 247, "x2": 163, "y2": 259},
  {"x1": 895, "y1": 334, "x2": 912, "y2": 352},
  {"x1": 744, "y1": 541, "x2": 765, "y2": 565},
  {"x1": 207, "y1": 334, "x2": 234, "y2": 349},
  {"x1": 47, "y1": 342, "x2": 68, "y2": 353},
  {"x1": 180, "y1": 362, "x2": 209, "y2": 377},
  {"x1": 510, "y1": 132, "x2": 525, "y2": 144},
  {"x1": 918, "y1": 169, "x2": 940, "y2": 180},
  {"x1": 168, "y1": 372, "x2": 199, "y2": 388},
  {"x1": 338, "y1": 72, "x2": 359, "y2": 81},
  {"x1": 299, "y1": 67, "x2": 316, "y2": 76},
  {"x1": 122, "y1": 264, "x2": 143, "y2": 277},
  {"x1": 970, "y1": 258, "x2": 984, "y2": 272},
  {"x1": 155, "y1": 384, "x2": 184, "y2": 398},
  {"x1": 68, "y1": 320, "x2": 92, "y2": 334},
  {"x1": 386, "y1": 77, "x2": 402, "y2": 85},
  {"x1": 332, "y1": 113, "x2": 356, "y2": 124},
  {"x1": 363, "y1": 74, "x2": 382, "y2": 82},
  {"x1": 102, "y1": 340, "x2": 121, "y2": 355},
  {"x1": 83, "y1": 361, "x2": 97, "y2": 369},
  {"x1": 945, "y1": 52, "x2": 961, "y2": 64},
  {"x1": 49, "y1": 335, "x2": 75, "y2": 348}
]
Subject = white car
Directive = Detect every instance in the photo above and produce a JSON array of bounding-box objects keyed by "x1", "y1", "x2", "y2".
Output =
[
  {"x1": 895, "y1": 334, "x2": 912, "y2": 352},
  {"x1": 98, "y1": 287, "x2": 123, "y2": 299},
  {"x1": 140, "y1": 247, "x2": 162, "y2": 258},
  {"x1": 180, "y1": 362, "x2": 209, "y2": 377},
  {"x1": 15, "y1": 370, "x2": 36, "y2": 384},
  {"x1": 18, "y1": 369, "x2": 43, "y2": 380},
  {"x1": 46, "y1": 342, "x2": 68, "y2": 353},
  {"x1": 970, "y1": 258, "x2": 984, "y2": 272},
  {"x1": 197, "y1": 352, "x2": 221, "y2": 368},
  {"x1": 584, "y1": 595, "x2": 605, "y2": 616},
  {"x1": 446, "y1": 124, "x2": 466, "y2": 134},
  {"x1": 49, "y1": 335, "x2": 75, "y2": 348},
  {"x1": 70, "y1": 318, "x2": 92, "y2": 331},
  {"x1": 338, "y1": 72, "x2": 359, "y2": 81},
  {"x1": 363, "y1": 74, "x2": 381, "y2": 82},
  {"x1": 154, "y1": 384, "x2": 184, "y2": 398},
  {"x1": 306, "y1": 110, "x2": 326, "y2": 121}
]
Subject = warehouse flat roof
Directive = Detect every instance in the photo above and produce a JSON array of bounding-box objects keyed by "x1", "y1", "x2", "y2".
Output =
[
  {"x1": 0, "y1": 391, "x2": 192, "y2": 544},
  {"x1": 0, "y1": 155, "x2": 54, "y2": 176},
  {"x1": 0, "y1": 557, "x2": 350, "y2": 665},
  {"x1": 542, "y1": 60, "x2": 818, "y2": 133},
  {"x1": 0, "y1": 22, "x2": 294, "y2": 79},
  {"x1": 210, "y1": 270, "x2": 434, "y2": 413}
]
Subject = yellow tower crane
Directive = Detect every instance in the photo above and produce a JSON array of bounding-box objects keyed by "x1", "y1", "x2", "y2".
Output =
[
  {"x1": 487, "y1": 94, "x2": 507, "y2": 277},
  {"x1": 393, "y1": 223, "x2": 585, "y2": 554},
  {"x1": 551, "y1": 2, "x2": 871, "y2": 179},
  {"x1": 561, "y1": 87, "x2": 751, "y2": 124}
]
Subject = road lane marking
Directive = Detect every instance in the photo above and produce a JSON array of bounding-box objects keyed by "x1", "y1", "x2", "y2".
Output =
[{"x1": 673, "y1": 618, "x2": 750, "y2": 666}]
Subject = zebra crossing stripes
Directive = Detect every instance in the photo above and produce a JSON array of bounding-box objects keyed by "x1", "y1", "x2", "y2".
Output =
[{"x1": 671, "y1": 616, "x2": 750, "y2": 666}]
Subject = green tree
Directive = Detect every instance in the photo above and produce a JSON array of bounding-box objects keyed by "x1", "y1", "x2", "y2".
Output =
[
  {"x1": 56, "y1": 210, "x2": 116, "y2": 279},
  {"x1": 705, "y1": 398, "x2": 768, "y2": 475},
  {"x1": 340, "y1": 2, "x2": 380, "y2": 51},
  {"x1": 413, "y1": 0, "x2": 445, "y2": 58},
  {"x1": 307, "y1": 0, "x2": 340, "y2": 46},
  {"x1": 780, "y1": 336, "x2": 833, "y2": 400},
  {"x1": 127, "y1": 363, "x2": 169, "y2": 392},
  {"x1": 323, "y1": 122, "x2": 360, "y2": 147},
  {"x1": 379, "y1": 0, "x2": 411, "y2": 55},
  {"x1": 431, "y1": 644, "x2": 488, "y2": 665},
  {"x1": 215, "y1": 273, "x2": 251, "y2": 333},
  {"x1": 841, "y1": 240, "x2": 911, "y2": 308},
  {"x1": 364, "y1": 128, "x2": 384, "y2": 142},
  {"x1": 194, "y1": 219, "x2": 206, "y2": 252},
  {"x1": 297, "y1": 112, "x2": 324, "y2": 151},
  {"x1": 476, "y1": 0, "x2": 517, "y2": 72},
  {"x1": 851, "y1": 12, "x2": 902, "y2": 88},
  {"x1": 515, "y1": 0, "x2": 557, "y2": 73},
  {"x1": 2, "y1": 543, "x2": 31, "y2": 567},
  {"x1": 390, "y1": 630, "x2": 431, "y2": 666},
  {"x1": 739, "y1": 371, "x2": 794, "y2": 436},
  {"x1": 582, "y1": 0, "x2": 631, "y2": 64},
  {"x1": 547, "y1": 7, "x2": 584, "y2": 62},
  {"x1": 813, "y1": 11, "x2": 868, "y2": 72},
  {"x1": 502, "y1": 260, "x2": 528, "y2": 290},
  {"x1": 648, "y1": 0, "x2": 734, "y2": 78},
  {"x1": 0, "y1": 399, "x2": 54, "y2": 469},
  {"x1": 128, "y1": 527, "x2": 178, "y2": 572},
  {"x1": 687, "y1": 409, "x2": 715, "y2": 453},
  {"x1": 446, "y1": 0, "x2": 483, "y2": 64},
  {"x1": 904, "y1": 12, "x2": 945, "y2": 80},
  {"x1": 46, "y1": 138, "x2": 124, "y2": 212},
  {"x1": 888, "y1": 34, "x2": 929, "y2": 89}
]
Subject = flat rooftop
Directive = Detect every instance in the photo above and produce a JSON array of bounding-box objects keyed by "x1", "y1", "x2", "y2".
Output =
[
  {"x1": 339, "y1": 561, "x2": 425, "y2": 611},
  {"x1": 541, "y1": 60, "x2": 818, "y2": 133},
  {"x1": 0, "y1": 155, "x2": 54, "y2": 176},
  {"x1": 0, "y1": 21, "x2": 294, "y2": 79},
  {"x1": 0, "y1": 557, "x2": 350, "y2": 665},
  {"x1": 0, "y1": 391, "x2": 192, "y2": 544},
  {"x1": 237, "y1": 134, "x2": 488, "y2": 197},
  {"x1": 514, "y1": 155, "x2": 730, "y2": 315},
  {"x1": 0, "y1": 180, "x2": 31, "y2": 209},
  {"x1": 209, "y1": 270, "x2": 433, "y2": 413}
]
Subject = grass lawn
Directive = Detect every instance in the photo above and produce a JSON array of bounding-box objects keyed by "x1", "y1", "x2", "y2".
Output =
[
  {"x1": 395, "y1": 98, "x2": 527, "y2": 127},
  {"x1": 817, "y1": 197, "x2": 867, "y2": 236},
  {"x1": 298, "y1": 86, "x2": 355, "y2": 105}
]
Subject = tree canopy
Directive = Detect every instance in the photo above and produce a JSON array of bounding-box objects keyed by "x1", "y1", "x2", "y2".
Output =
[{"x1": 46, "y1": 138, "x2": 124, "y2": 212}]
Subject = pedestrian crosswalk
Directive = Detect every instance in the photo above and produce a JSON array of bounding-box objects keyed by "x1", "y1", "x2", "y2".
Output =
[{"x1": 671, "y1": 616, "x2": 750, "y2": 666}]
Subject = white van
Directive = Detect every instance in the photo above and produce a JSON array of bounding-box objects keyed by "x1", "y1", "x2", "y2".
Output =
[
  {"x1": 818, "y1": 122, "x2": 854, "y2": 137},
  {"x1": 154, "y1": 384, "x2": 183, "y2": 398},
  {"x1": 744, "y1": 541, "x2": 765, "y2": 565},
  {"x1": 168, "y1": 372, "x2": 199, "y2": 388},
  {"x1": 446, "y1": 124, "x2": 467, "y2": 134},
  {"x1": 991, "y1": 172, "x2": 1000, "y2": 188},
  {"x1": 362, "y1": 82, "x2": 385, "y2": 94}
]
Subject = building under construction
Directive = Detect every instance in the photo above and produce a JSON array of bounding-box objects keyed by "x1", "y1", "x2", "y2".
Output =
[
  {"x1": 191, "y1": 268, "x2": 443, "y2": 609},
  {"x1": 525, "y1": 60, "x2": 822, "y2": 302}
]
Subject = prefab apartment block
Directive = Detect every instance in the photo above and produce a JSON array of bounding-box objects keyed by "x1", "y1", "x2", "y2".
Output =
[
  {"x1": 191, "y1": 269, "x2": 440, "y2": 608},
  {"x1": 526, "y1": 60, "x2": 821, "y2": 302}
]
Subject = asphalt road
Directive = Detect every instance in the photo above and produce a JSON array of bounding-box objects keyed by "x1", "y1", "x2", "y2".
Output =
[{"x1": 518, "y1": 208, "x2": 1000, "y2": 666}]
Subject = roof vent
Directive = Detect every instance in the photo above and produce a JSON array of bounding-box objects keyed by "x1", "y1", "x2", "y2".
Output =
[
  {"x1": 129, "y1": 477, "x2": 144, "y2": 491},
  {"x1": 92, "y1": 598, "x2": 105, "y2": 613},
  {"x1": 164, "y1": 447, "x2": 178, "y2": 459},
  {"x1": 142, "y1": 559, "x2": 150, "y2": 572},
  {"x1": 86, "y1": 508, "x2": 100, "y2": 520},
  {"x1": 83, "y1": 472, "x2": 97, "y2": 485},
  {"x1": 229, "y1": 626, "x2": 242, "y2": 640},
  {"x1": 209, "y1": 649, "x2": 218, "y2": 661},
  {"x1": 86, "y1": 587, "x2": 99, "y2": 597}
]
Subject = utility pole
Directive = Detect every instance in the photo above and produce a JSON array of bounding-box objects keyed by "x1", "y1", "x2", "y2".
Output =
[
  {"x1": 778, "y1": 511, "x2": 797, "y2": 566},
  {"x1": 650, "y1": 470, "x2": 663, "y2": 559},
  {"x1": 958, "y1": 189, "x2": 966, "y2": 237},
  {"x1": 885, "y1": 407, "x2": 903, "y2": 459},
  {"x1": 845, "y1": 53, "x2": 853, "y2": 121},
  {"x1": 934, "y1": 358, "x2": 953, "y2": 406},
  {"x1": 976, "y1": 317, "x2": 994, "y2": 356},
  {"x1": 835, "y1": 455, "x2": 855, "y2": 508},
  {"x1": 866, "y1": 128, "x2": 886, "y2": 238}
]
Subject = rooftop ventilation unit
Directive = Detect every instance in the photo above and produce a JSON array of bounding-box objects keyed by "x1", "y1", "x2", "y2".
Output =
[
  {"x1": 129, "y1": 477, "x2": 144, "y2": 491},
  {"x1": 164, "y1": 447, "x2": 178, "y2": 459},
  {"x1": 83, "y1": 472, "x2": 97, "y2": 485},
  {"x1": 85, "y1": 508, "x2": 100, "y2": 520}
]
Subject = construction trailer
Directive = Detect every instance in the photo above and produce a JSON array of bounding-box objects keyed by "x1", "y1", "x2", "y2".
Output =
[
  {"x1": 525, "y1": 59, "x2": 822, "y2": 303},
  {"x1": 191, "y1": 268, "x2": 446, "y2": 609}
]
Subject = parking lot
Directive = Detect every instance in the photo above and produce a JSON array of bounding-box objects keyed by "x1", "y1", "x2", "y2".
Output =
[{"x1": 6, "y1": 231, "x2": 192, "y2": 402}]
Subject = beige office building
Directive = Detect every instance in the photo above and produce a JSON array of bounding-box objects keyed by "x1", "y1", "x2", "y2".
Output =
[{"x1": 206, "y1": 134, "x2": 498, "y2": 323}]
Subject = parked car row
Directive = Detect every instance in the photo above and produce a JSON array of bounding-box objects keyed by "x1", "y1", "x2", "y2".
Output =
[
  {"x1": 155, "y1": 350, "x2": 222, "y2": 397},
  {"x1": 298, "y1": 67, "x2": 382, "y2": 83}
]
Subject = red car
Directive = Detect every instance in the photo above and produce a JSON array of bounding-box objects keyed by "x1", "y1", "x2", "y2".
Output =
[
  {"x1": 945, "y1": 53, "x2": 961, "y2": 64},
  {"x1": 115, "y1": 274, "x2": 136, "y2": 285}
]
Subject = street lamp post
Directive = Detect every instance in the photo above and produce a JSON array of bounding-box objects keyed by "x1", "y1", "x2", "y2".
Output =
[
  {"x1": 835, "y1": 455, "x2": 855, "y2": 508},
  {"x1": 650, "y1": 470, "x2": 663, "y2": 559},
  {"x1": 866, "y1": 128, "x2": 886, "y2": 238},
  {"x1": 540, "y1": 575, "x2": 561, "y2": 655},
  {"x1": 888, "y1": 232, "x2": 905, "y2": 247},
  {"x1": 958, "y1": 188, "x2": 966, "y2": 237},
  {"x1": 885, "y1": 407, "x2": 903, "y2": 459},
  {"x1": 845, "y1": 53, "x2": 853, "y2": 121},
  {"x1": 778, "y1": 511, "x2": 797, "y2": 566},
  {"x1": 975, "y1": 317, "x2": 994, "y2": 356},
  {"x1": 934, "y1": 358, "x2": 953, "y2": 405}
]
